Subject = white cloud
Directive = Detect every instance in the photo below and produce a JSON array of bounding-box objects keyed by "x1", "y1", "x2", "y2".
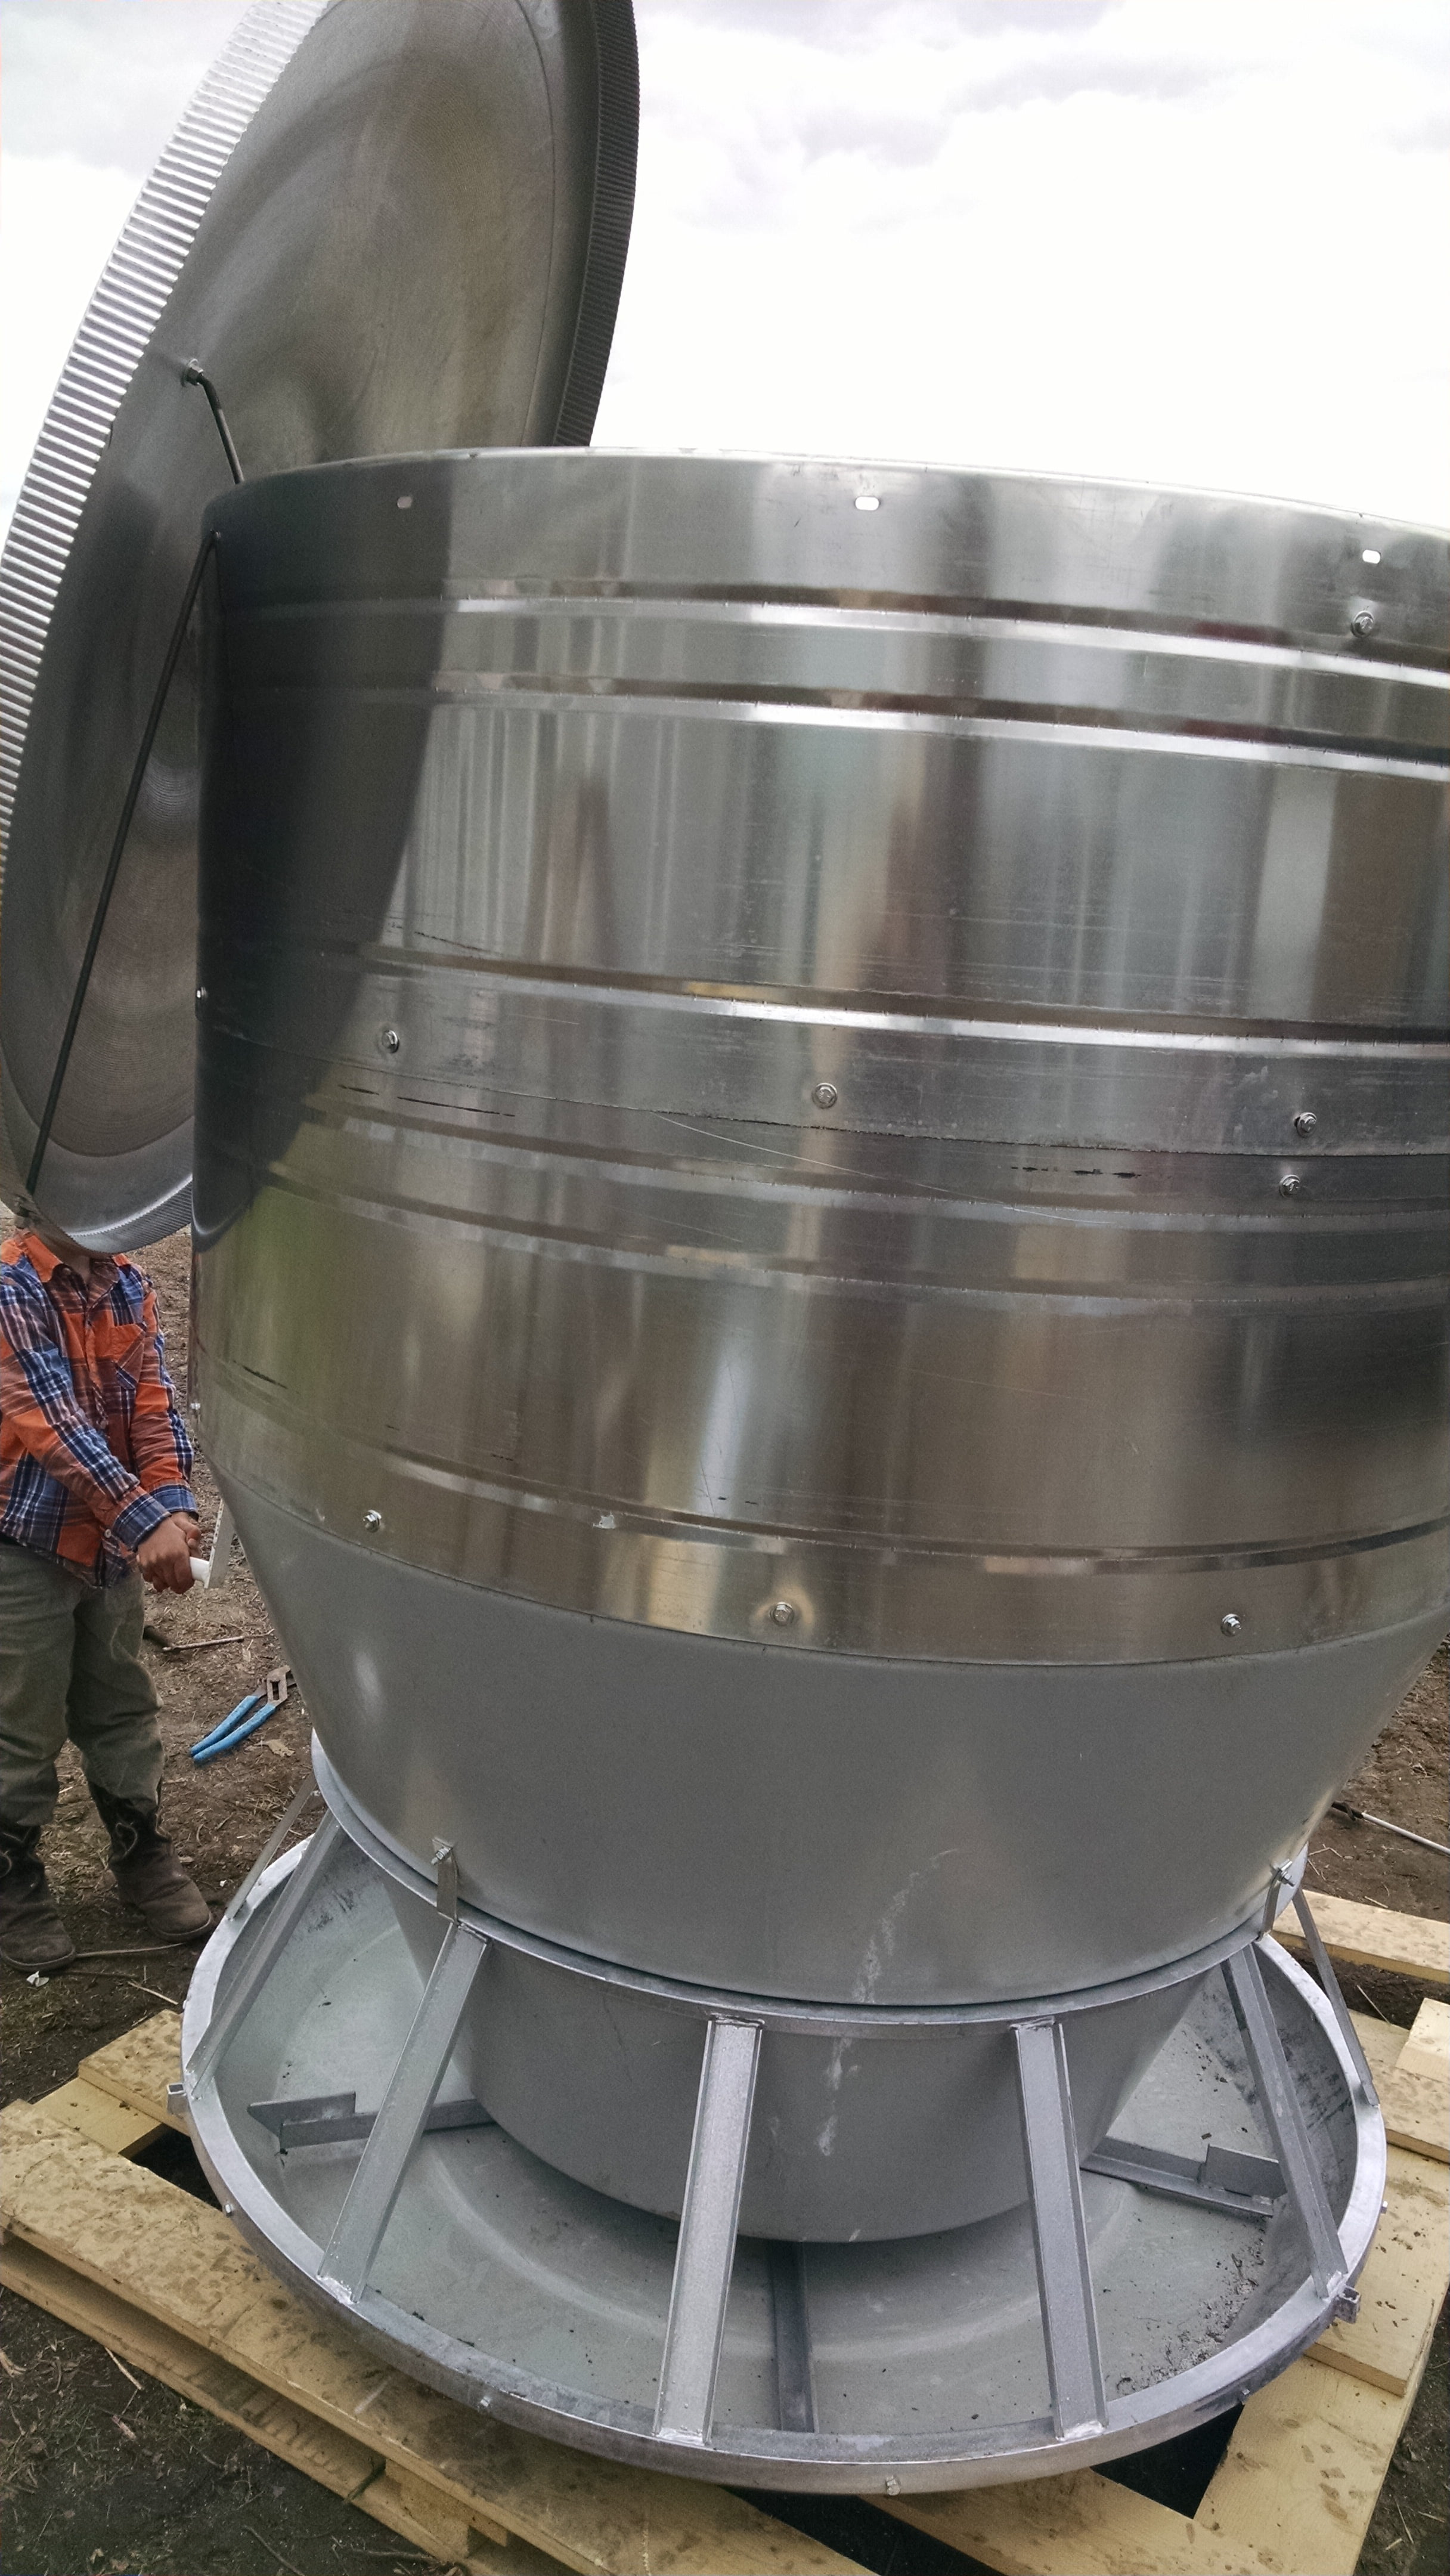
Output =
[
  {"x1": 593, "y1": 0, "x2": 1450, "y2": 524},
  {"x1": 1, "y1": 0, "x2": 1446, "y2": 536}
]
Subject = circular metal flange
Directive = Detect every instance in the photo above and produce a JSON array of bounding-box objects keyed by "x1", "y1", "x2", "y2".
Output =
[
  {"x1": 314, "y1": 1736, "x2": 1299, "y2": 2035},
  {"x1": 181, "y1": 1828, "x2": 1383, "y2": 2493}
]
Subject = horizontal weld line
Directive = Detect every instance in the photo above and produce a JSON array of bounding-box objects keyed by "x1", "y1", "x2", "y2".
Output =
[
  {"x1": 235, "y1": 590, "x2": 1449, "y2": 693},
  {"x1": 230, "y1": 574, "x2": 1449, "y2": 676},
  {"x1": 310, "y1": 1106, "x2": 1450, "y2": 1227},
  {"x1": 255, "y1": 1171, "x2": 1448, "y2": 1308},
  {"x1": 210, "y1": 1386, "x2": 1450, "y2": 1574},
  {"x1": 231, "y1": 671, "x2": 1448, "y2": 775},
  {"x1": 238, "y1": 958, "x2": 1448, "y2": 1063}
]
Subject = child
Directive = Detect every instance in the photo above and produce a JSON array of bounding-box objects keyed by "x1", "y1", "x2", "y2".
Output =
[{"x1": 0, "y1": 1199, "x2": 213, "y2": 1970}]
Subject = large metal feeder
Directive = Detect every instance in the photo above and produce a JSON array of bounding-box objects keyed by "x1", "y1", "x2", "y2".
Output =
[{"x1": 2, "y1": 0, "x2": 1445, "y2": 2502}]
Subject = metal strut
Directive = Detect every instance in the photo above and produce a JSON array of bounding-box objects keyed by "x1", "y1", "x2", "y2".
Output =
[
  {"x1": 1223, "y1": 1943, "x2": 1357, "y2": 2319},
  {"x1": 320, "y1": 1921, "x2": 488, "y2": 2304},
  {"x1": 187, "y1": 1812, "x2": 345, "y2": 2086},
  {"x1": 1288, "y1": 1891, "x2": 1378, "y2": 2107},
  {"x1": 1014, "y1": 2018, "x2": 1107, "y2": 2440},
  {"x1": 654, "y1": 2017, "x2": 762, "y2": 2444},
  {"x1": 768, "y1": 2240, "x2": 816, "y2": 2434}
]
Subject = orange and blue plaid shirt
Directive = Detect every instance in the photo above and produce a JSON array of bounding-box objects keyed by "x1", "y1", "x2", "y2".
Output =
[{"x1": 0, "y1": 1232, "x2": 195, "y2": 1587}]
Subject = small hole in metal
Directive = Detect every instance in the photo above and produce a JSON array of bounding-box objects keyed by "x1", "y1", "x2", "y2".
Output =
[
  {"x1": 854, "y1": 494, "x2": 880, "y2": 512},
  {"x1": 1361, "y1": 547, "x2": 1380, "y2": 565}
]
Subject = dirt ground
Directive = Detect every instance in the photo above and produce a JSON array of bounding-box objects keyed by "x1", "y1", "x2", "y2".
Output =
[{"x1": 1, "y1": 1225, "x2": 1446, "y2": 2575}]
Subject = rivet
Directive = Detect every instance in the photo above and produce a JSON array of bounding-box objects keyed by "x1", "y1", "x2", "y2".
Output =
[
  {"x1": 1220, "y1": 1612, "x2": 1243, "y2": 1636},
  {"x1": 396, "y1": 494, "x2": 413, "y2": 510},
  {"x1": 1278, "y1": 1171, "x2": 1303, "y2": 1197},
  {"x1": 1293, "y1": 1110, "x2": 1317, "y2": 1137},
  {"x1": 379, "y1": 1026, "x2": 401, "y2": 1055},
  {"x1": 811, "y1": 1080, "x2": 839, "y2": 1110},
  {"x1": 363, "y1": 1509, "x2": 383, "y2": 1533},
  {"x1": 1350, "y1": 608, "x2": 1376, "y2": 637},
  {"x1": 769, "y1": 1599, "x2": 797, "y2": 1627}
]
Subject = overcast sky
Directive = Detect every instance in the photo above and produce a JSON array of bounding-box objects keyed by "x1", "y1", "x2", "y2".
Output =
[{"x1": 2, "y1": 0, "x2": 1446, "y2": 542}]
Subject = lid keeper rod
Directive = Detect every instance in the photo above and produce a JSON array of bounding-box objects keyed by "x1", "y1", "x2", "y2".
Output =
[
  {"x1": 26, "y1": 524, "x2": 218, "y2": 1198},
  {"x1": 182, "y1": 361, "x2": 245, "y2": 485}
]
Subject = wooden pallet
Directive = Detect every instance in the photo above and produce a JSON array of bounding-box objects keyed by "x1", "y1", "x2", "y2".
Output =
[{"x1": 2, "y1": 1896, "x2": 1446, "y2": 2576}]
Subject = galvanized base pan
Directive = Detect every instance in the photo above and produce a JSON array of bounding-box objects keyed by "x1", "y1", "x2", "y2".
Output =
[{"x1": 181, "y1": 1826, "x2": 1383, "y2": 2493}]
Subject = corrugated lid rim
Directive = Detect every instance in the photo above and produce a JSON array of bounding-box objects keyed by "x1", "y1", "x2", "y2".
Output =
[{"x1": 0, "y1": 0, "x2": 330, "y2": 890}]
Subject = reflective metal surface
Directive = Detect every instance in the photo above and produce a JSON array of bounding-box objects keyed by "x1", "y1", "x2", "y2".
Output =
[
  {"x1": 0, "y1": 0, "x2": 637, "y2": 1246},
  {"x1": 181, "y1": 1829, "x2": 1386, "y2": 2491},
  {"x1": 193, "y1": 454, "x2": 1446, "y2": 1838}
]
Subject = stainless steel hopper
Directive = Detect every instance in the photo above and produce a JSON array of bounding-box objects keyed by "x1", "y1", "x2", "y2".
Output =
[{"x1": 176, "y1": 448, "x2": 1445, "y2": 2481}]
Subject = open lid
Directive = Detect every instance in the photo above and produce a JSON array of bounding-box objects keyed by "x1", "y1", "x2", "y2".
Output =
[{"x1": 0, "y1": 0, "x2": 637, "y2": 1249}]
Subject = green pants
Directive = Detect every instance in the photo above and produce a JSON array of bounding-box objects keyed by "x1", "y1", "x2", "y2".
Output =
[{"x1": 0, "y1": 1543, "x2": 162, "y2": 1828}]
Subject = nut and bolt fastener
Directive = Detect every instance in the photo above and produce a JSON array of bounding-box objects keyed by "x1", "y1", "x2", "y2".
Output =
[
  {"x1": 811, "y1": 1080, "x2": 839, "y2": 1110},
  {"x1": 769, "y1": 1599, "x2": 797, "y2": 1626},
  {"x1": 1293, "y1": 1110, "x2": 1318, "y2": 1137},
  {"x1": 380, "y1": 1027, "x2": 401, "y2": 1054},
  {"x1": 1220, "y1": 1612, "x2": 1243, "y2": 1636},
  {"x1": 363, "y1": 1509, "x2": 384, "y2": 1532},
  {"x1": 1350, "y1": 609, "x2": 1376, "y2": 637},
  {"x1": 1278, "y1": 1171, "x2": 1303, "y2": 1197}
]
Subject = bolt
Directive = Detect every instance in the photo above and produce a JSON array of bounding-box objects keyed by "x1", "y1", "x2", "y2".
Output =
[
  {"x1": 1220, "y1": 1612, "x2": 1242, "y2": 1636},
  {"x1": 1350, "y1": 609, "x2": 1376, "y2": 638},
  {"x1": 769, "y1": 1599, "x2": 796, "y2": 1627},
  {"x1": 195, "y1": 986, "x2": 207, "y2": 1007},
  {"x1": 1293, "y1": 1110, "x2": 1317, "y2": 1137},
  {"x1": 811, "y1": 1080, "x2": 839, "y2": 1110},
  {"x1": 380, "y1": 1026, "x2": 401, "y2": 1054},
  {"x1": 363, "y1": 1509, "x2": 383, "y2": 1533},
  {"x1": 1278, "y1": 1171, "x2": 1303, "y2": 1197},
  {"x1": 884, "y1": 2476, "x2": 901, "y2": 2496}
]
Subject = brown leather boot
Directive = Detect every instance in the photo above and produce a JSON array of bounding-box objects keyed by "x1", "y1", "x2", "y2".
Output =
[
  {"x1": 90, "y1": 1786, "x2": 213, "y2": 1941},
  {"x1": 0, "y1": 1815, "x2": 76, "y2": 1971}
]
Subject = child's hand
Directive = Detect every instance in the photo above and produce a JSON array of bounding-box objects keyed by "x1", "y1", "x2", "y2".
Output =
[{"x1": 137, "y1": 1515, "x2": 197, "y2": 1592}]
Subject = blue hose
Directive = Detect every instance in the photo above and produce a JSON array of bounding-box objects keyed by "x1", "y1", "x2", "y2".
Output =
[{"x1": 191, "y1": 1692, "x2": 272, "y2": 1763}]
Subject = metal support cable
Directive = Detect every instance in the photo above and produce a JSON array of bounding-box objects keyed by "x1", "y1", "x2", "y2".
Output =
[{"x1": 25, "y1": 526, "x2": 218, "y2": 1197}]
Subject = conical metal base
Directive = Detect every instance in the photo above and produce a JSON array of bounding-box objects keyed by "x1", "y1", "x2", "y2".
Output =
[{"x1": 179, "y1": 1814, "x2": 1383, "y2": 2493}]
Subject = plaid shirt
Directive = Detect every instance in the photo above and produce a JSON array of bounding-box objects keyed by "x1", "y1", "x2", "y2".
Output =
[{"x1": 0, "y1": 1232, "x2": 196, "y2": 1586}]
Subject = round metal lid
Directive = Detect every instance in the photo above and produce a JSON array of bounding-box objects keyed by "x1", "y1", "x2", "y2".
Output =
[{"x1": 0, "y1": 0, "x2": 637, "y2": 1247}]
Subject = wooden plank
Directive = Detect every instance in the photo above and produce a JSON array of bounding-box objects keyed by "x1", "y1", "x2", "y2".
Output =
[
  {"x1": 38, "y1": 2074, "x2": 165, "y2": 2158},
  {"x1": 1347, "y1": 2008, "x2": 1409, "y2": 2090},
  {"x1": 1191, "y1": 2353, "x2": 1422, "y2": 2576},
  {"x1": 360, "y1": 2461, "x2": 565, "y2": 2573},
  {"x1": 1312, "y1": 2144, "x2": 1450, "y2": 2394},
  {"x1": 1378, "y1": 1997, "x2": 1449, "y2": 2162},
  {"x1": 0, "y1": 2236, "x2": 560, "y2": 2575},
  {"x1": 879, "y1": 2469, "x2": 1237, "y2": 2575},
  {"x1": 78, "y1": 2009, "x2": 186, "y2": 2131},
  {"x1": 0, "y1": 2233, "x2": 384, "y2": 2503},
  {"x1": 1275, "y1": 1894, "x2": 1448, "y2": 1990},
  {"x1": 0, "y1": 2103, "x2": 866, "y2": 2576}
]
